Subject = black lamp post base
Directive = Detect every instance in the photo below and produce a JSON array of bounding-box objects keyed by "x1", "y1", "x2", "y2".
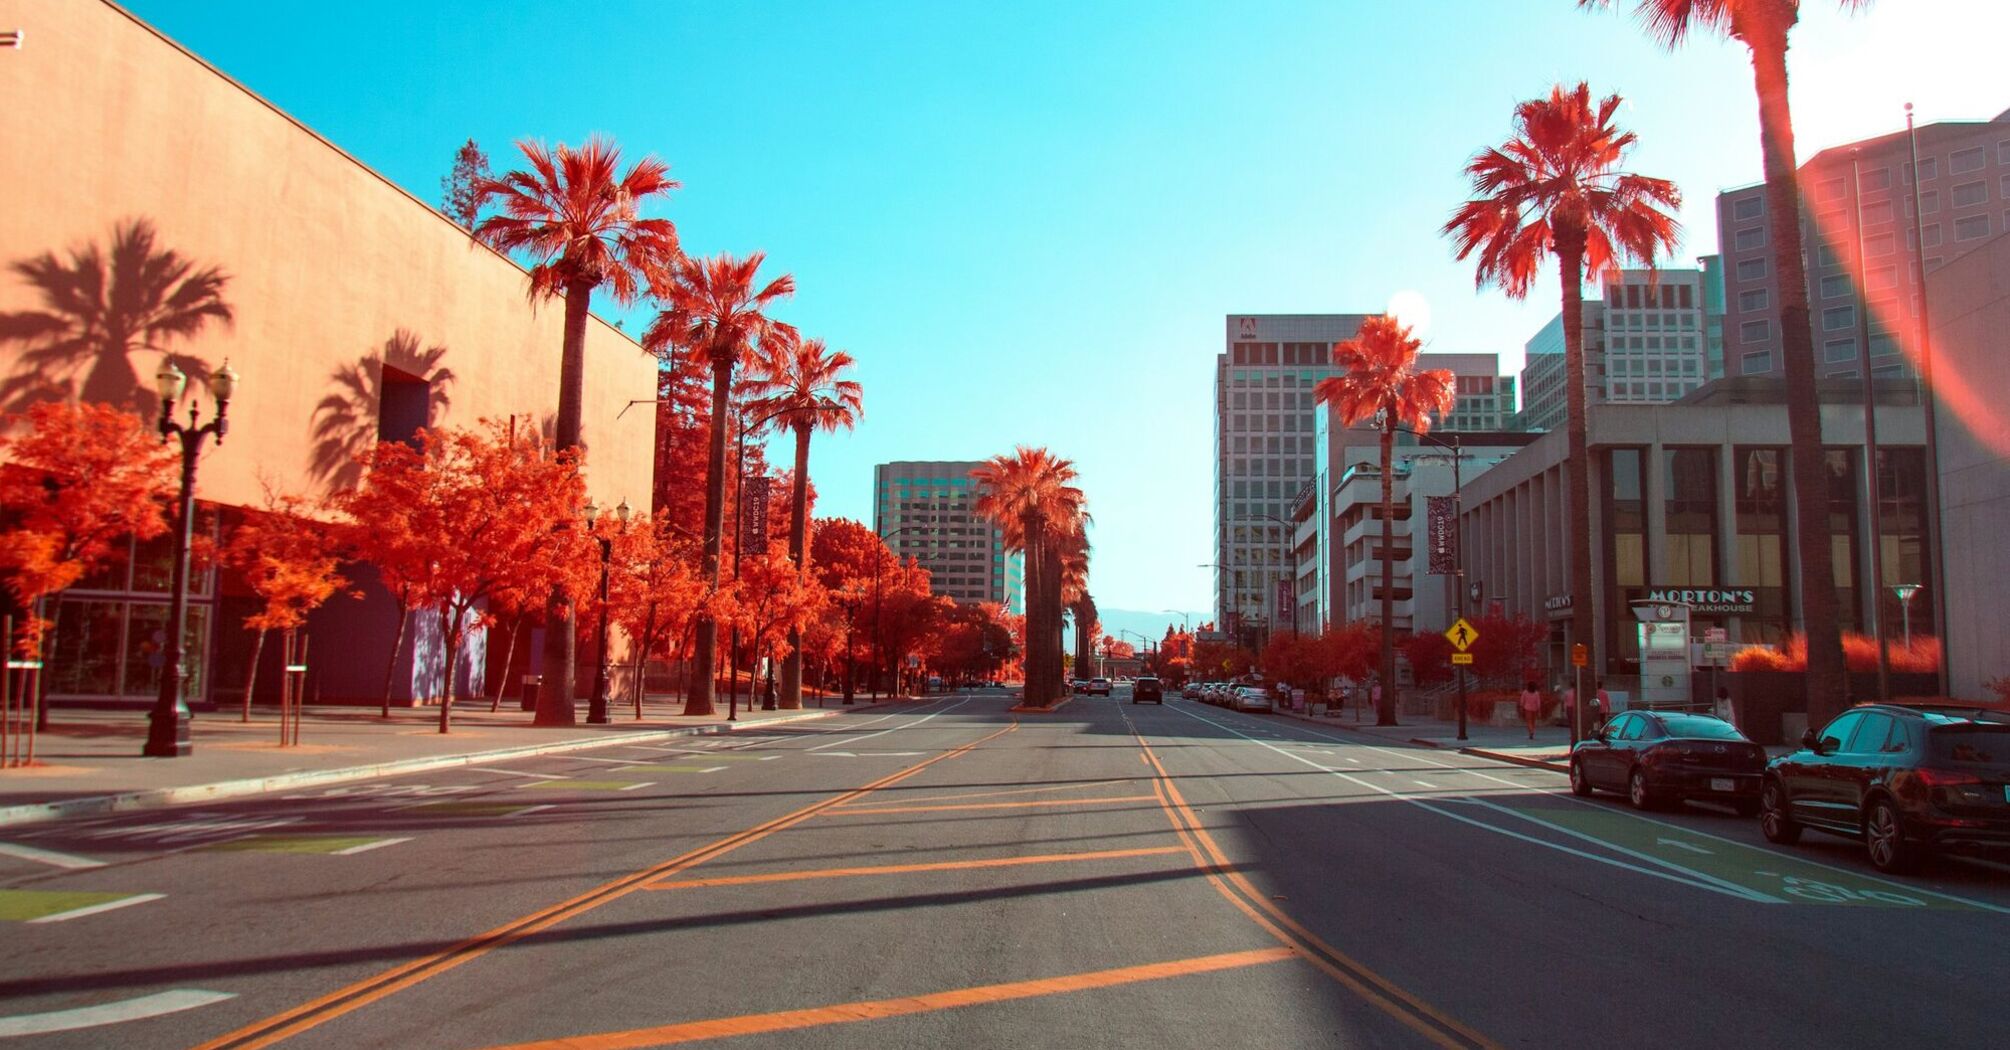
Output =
[
  {"x1": 144, "y1": 703, "x2": 193, "y2": 757},
  {"x1": 585, "y1": 705, "x2": 611, "y2": 725}
]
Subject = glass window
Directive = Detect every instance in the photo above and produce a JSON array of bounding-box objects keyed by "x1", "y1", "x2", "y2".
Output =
[
  {"x1": 1740, "y1": 319, "x2": 1771, "y2": 343},
  {"x1": 1733, "y1": 196, "x2": 1763, "y2": 220},
  {"x1": 1741, "y1": 350, "x2": 1773, "y2": 374},
  {"x1": 1823, "y1": 306, "x2": 1856, "y2": 331},
  {"x1": 1954, "y1": 215, "x2": 1989, "y2": 241},
  {"x1": 1952, "y1": 181, "x2": 1986, "y2": 208},
  {"x1": 1817, "y1": 711, "x2": 1865, "y2": 753},
  {"x1": 1734, "y1": 226, "x2": 1766, "y2": 250},
  {"x1": 1612, "y1": 714, "x2": 1642, "y2": 741},
  {"x1": 1950, "y1": 147, "x2": 1985, "y2": 174},
  {"x1": 1819, "y1": 274, "x2": 1852, "y2": 300},
  {"x1": 1824, "y1": 338, "x2": 1857, "y2": 363},
  {"x1": 1918, "y1": 190, "x2": 1939, "y2": 214},
  {"x1": 1922, "y1": 224, "x2": 1942, "y2": 247},
  {"x1": 1858, "y1": 167, "x2": 1890, "y2": 192},
  {"x1": 1815, "y1": 177, "x2": 1846, "y2": 202},
  {"x1": 1736, "y1": 258, "x2": 1767, "y2": 281},
  {"x1": 1865, "y1": 233, "x2": 1895, "y2": 257},
  {"x1": 1845, "y1": 713, "x2": 1896, "y2": 755},
  {"x1": 1663, "y1": 448, "x2": 1717, "y2": 587},
  {"x1": 1738, "y1": 289, "x2": 1769, "y2": 312},
  {"x1": 1916, "y1": 157, "x2": 1938, "y2": 181},
  {"x1": 1861, "y1": 200, "x2": 1894, "y2": 226}
]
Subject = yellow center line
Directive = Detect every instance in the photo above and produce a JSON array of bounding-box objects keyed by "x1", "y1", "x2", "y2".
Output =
[
  {"x1": 473, "y1": 948, "x2": 1298, "y2": 1050},
  {"x1": 644, "y1": 846, "x2": 1191, "y2": 890},
  {"x1": 818, "y1": 794, "x2": 1158, "y2": 816},
  {"x1": 190, "y1": 720, "x2": 1019, "y2": 1050},
  {"x1": 830, "y1": 777, "x2": 1132, "y2": 809}
]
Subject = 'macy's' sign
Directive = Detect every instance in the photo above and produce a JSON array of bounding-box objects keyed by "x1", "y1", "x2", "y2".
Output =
[{"x1": 1644, "y1": 588, "x2": 1756, "y2": 614}]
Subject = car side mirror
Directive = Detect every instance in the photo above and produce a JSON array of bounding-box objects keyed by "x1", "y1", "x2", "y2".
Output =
[{"x1": 1800, "y1": 728, "x2": 1820, "y2": 752}]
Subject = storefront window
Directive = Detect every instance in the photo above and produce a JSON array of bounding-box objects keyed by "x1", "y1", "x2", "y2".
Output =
[
  {"x1": 1733, "y1": 447, "x2": 1790, "y2": 641},
  {"x1": 1663, "y1": 448, "x2": 1717, "y2": 586},
  {"x1": 1875, "y1": 448, "x2": 1934, "y2": 639},
  {"x1": 1825, "y1": 449, "x2": 1862, "y2": 632}
]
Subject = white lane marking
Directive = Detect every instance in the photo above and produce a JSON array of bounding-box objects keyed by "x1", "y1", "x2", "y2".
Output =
[
  {"x1": 470, "y1": 767, "x2": 569, "y2": 780},
  {"x1": 0, "y1": 989, "x2": 236, "y2": 1037},
  {"x1": 557, "y1": 756, "x2": 656, "y2": 766},
  {"x1": 1660, "y1": 838, "x2": 1714, "y2": 855},
  {"x1": 505, "y1": 804, "x2": 556, "y2": 818},
  {"x1": 1413, "y1": 780, "x2": 1436, "y2": 789},
  {"x1": 0, "y1": 841, "x2": 105, "y2": 869},
  {"x1": 619, "y1": 781, "x2": 658, "y2": 791},
  {"x1": 333, "y1": 837, "x2": 412, "y2": 856},
  {"x1": 803, "y1": 698, "x2": 973, "y2": 753},
  {"x1": 28, "y1": 893, "x2": 167, "y2": 924},
  {"x1": 814, "y1": 751, "x2": 924, "y2": 758},
  {"x1": 1167, "y1": 705, "x2": 1772, "y2": 903}
]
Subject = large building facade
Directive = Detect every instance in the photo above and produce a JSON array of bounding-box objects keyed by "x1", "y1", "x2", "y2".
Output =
[
  {"x1": 1717, "y1": 108, "x2": 2010, "y2": 383},
  {"x1": 872, "y1": 461, "x2": 1023, "y2": 612},
  {"x1": 1518, "y1": 265, "x2": 1720, "y2": 433},
  {"x1": 1, "y1": 0, "x2": 659, "y2": 708}
]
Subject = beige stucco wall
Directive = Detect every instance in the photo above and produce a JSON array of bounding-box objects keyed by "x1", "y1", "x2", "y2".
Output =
[{"x1": 0, "y1": 0, "x2": 657, "y2": 510}]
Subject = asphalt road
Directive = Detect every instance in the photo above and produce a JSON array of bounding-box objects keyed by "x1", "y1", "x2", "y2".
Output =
[{"x1": 4, "y1": 687, "x2": 2007, "y2": 1049}]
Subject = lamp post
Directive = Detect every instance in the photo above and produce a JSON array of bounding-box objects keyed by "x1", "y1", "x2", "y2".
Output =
[
  {"x1": 146, "y1": 360, "x2": 237, "y2": 758},
  {"x1": 1892, "y1": 584, "x2": 1921, "y2": 648},
  {"x1": 584, "y1": 497, "x2": 631, "y2": 725},
  {"x1": 1393, "y1": 426, "x2": 1470, "y2": 742},
  {"x1": 727, "y1": 405, "x2": 789, "y2": 720}
]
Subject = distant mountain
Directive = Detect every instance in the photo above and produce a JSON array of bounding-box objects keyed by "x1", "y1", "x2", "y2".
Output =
[{"x1": 1062, "y1": 607, "x2": 1208, "y2": 649}]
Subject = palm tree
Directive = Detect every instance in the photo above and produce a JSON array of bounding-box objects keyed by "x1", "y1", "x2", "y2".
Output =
[
  {"x1": 645, "y1": 253, "x2": 797, "y2": 716},
  {"x1": 1058, "y1": 530, "x2": 1092, "y2": 689},
  {"x1": 0, "y1": 218, "x2": 232, "y2": 409},
  {"x1": 748, "y1": 335, "x2": 862, "y2": 709},
  {"x1": 972, "y1": 448, "x2": 1082, "y2": 707},
  {"x1": 1444, "y1": 82, "x2": 1680, "y2": 703},
  {"x1": 1314, "y1": 316, "x2": 1454, "y2": 726},
  {"x1": 473, "y1": 136, "x2": 679, "y2": 727},
  {"x1": 1070, "y1": 591, "x2": 1098, "y2": 679},
  {"x1": 1577, "y1": 0, "x2": 1857, "y2": 729}
]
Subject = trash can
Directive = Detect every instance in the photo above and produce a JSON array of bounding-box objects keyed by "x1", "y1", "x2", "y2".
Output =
[{"x1": 519, "y1": 674, "x2": 541, "y2": 712}]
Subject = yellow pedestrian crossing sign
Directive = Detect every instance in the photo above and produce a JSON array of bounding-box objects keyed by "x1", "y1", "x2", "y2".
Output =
[{"x1": 1445, "y1": 618, "x2": 1479, "y2": 652}]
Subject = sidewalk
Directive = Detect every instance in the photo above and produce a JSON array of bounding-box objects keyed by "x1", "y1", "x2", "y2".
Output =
[
  {"x1": 0, "y1": 692, "x2": 915, "y2": 826},
  {"x1": 1271, "y1": 706, "x2": 1575, "y2": 770}
]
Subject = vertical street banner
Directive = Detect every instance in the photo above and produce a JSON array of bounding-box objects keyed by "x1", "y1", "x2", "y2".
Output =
[
  {"x1": 1276, "y1": 578, "x2": 1293, "y2": 621},
  {"x1": 740, "y1": 474, "x2": 771, "y2": 555},
  {"x1": 1426, "y1": 495, "x2": 1457, "y2": 575}
]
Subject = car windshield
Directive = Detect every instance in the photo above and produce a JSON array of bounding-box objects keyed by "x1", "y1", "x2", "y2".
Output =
[
  {"x1": 1928, "y1": 725, "x2": 2010, "y2": 767},
  {"x1": 1659, "y1": 716, "x2": 1745, "y2": 740}
]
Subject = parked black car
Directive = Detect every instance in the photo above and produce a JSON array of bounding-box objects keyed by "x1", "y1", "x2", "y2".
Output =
[
  {"x1": 1569, "y1": 711, "x2": 1767, "y2": 813},
  {"x1": 1132, "y1": 677, "x2": 1164, "y2": 704},
  {"x1": 1760, "y1": 704, "x2": 2010, "y2": 874}
]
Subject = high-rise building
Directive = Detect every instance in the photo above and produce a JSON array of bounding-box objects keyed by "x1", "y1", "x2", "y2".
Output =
[
  {"x1": 872, "y1": 461, "x2": 1023, "y2": 612},
  {"x1": 1216, "y1": 315, "x2": 1364, "y2": 640},
  {"x1": 1717, "y1": 108, "x2": 2010, "y2": 382},
  {"x1": 1517, "y1": 265, "x2": 1712, "y2": 432},
  {"x1": 1516, "y1": 305, "x2": 1604, "y2": 433},
  {"x1": 1427, "y1": 352, "x2": 1518, "y2": 431}
]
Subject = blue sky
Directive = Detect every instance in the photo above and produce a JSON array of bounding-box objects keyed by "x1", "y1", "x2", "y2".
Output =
[{"x1": 125, "y1": 0, "x2": 2010, "y2": 619}]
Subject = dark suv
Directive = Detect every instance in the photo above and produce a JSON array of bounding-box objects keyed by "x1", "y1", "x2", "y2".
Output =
[
  {"x1": 1760, "y1": 704, "x2": 2010, "y2": 874},
  {"x1": 1132, "y1": 677, "x2": 1163, "y2": 705}
]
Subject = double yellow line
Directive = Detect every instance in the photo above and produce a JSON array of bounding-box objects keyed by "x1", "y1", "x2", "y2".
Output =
[{"x1": 194, "y1": 720, "x2": 1018, "y2": 1050}]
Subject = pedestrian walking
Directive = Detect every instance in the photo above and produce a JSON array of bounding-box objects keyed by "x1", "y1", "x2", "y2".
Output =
[
  {"x1": 1519, "y1": 680, "x2": 1541, "y2": 740},
  {"x1": 1559, "y1": 682, "x2": 1576, "y2": 728},
  {"x1": 1593, "y1": 679, "x2": 1612, "y2": 731}
]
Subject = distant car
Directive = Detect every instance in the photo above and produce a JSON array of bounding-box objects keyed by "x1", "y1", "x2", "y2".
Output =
[
  {"x1": 1570, "y1": 711, "x2": 1767, "y2": 814},
  {"x1": 1761, "y1": 704, "x2": 2010, "y2": 874},
  {"x1": 1132, "y1": 677, "x2": 1164, "y2": 704},
  {"x1": 1231, "y1": 686, "x2": 1273, "y2": 713},
  {"x1": 1071, "y1": 679, "x2": 1090, "y2": 694},
  {"x1": 1089, "y1": 677, "x2": 1112, "y2": 696},
  {"x1": 1182, "y1": 683, "x2": 1202, "y2": 700}
]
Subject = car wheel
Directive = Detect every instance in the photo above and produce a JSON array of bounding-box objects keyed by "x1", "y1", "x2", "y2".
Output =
[
  {"x1": 1864, "y1": 797, "x2": 1920, "y2": 875},
  {"x1": 1569, "y1": 758, "x2": 1595, "y2": 797},
  {"x1": 1627, "y1": 768, "x2": 1659, "y2": 811},
  {"x1": 1732, "y1": 799, "x2": 1761, "y2": 818},
  {"x1": 1759, "y1": 779, "x2": 1801, "y2": 844}
]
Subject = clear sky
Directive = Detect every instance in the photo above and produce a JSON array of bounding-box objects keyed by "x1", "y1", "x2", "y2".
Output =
[{"x1": 124, "y1": 0, "x2": 2010, "y2": 618}]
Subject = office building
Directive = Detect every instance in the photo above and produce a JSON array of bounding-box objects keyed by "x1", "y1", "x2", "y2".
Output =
[
  {"x1": 1518, "y1": 265, "x2": 1715, "y2": 433},
  {"x1": 873, "y1": 461, "x2": 1024, "y2": 612},
  {"x1": 1717, "y1": 107, "x2": 2010, "y2": 382}
]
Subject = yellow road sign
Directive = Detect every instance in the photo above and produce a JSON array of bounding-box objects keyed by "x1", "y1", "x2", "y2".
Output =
[
  {"x1": 1444, "y1": 617, "x2": 1479, "y2": 652},
  {"x1": 1450, "y1": 653, "x2": 1474, "y2": 665}
]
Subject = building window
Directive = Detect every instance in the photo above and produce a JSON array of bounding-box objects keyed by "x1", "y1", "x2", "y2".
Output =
[
  {"x1": 1952, "y1": 181, "x2": 1987, "y2": 208},
  {"x1": 1734, "y1": 226, "x2": 1767, "y2": 250},
  {"x1": 1919, "y1": 190, "x2": 1939, "y2": 214},
  {"x1": 1741, "y1": 350, "x2": 1772, "y2": 374},
  {"x1": 1815, "y1": 177, "x2": 1846, "y2": 202},
  {"x1": 1950, "y1": 147, "x2": 1985, "y2": 174},
  {"x1": 1867, "y1": 265, "x2": 1898, "y2": 292},
  {"x1": 1860, "y1": 200, "x2": 1894, "y2": 226},
  {"x1": 1824, "y1": 338, "x2": 1857, "y2": 363},
  {"x1": 1664, "y1": 448, "x2": 1718, "y2": 587},
  {"x1": 1733, "y1": 447, "x2": 1789, "y2": 640},
  {"x1": 1823, "y1": 306, "x2": 1856, "y2": 331},
  {"x1": 1954, "y1": 214, "x2": 1989, "y2": 241},
  {"x1": 1735, "y1": 258, "x2": 1767, "y2": 281},
  {"x1": 1733, "y1": 196, "x2": 1764, "y2": 220},
  {"x1": 1923, "y1": 224, "x2": 1942, "y2": 247},
  {"x1": 1738, "y1": 288, "x2": 1769, "y2": 312},
  {"x1": 1865, "y1": 233, "x2": 1895, "y2": 257},
  {"x1": 2000, "y1": 141, "x2": 2010, "y2": 165},
  {"x1": 1817, "y1": 243, "x2": 1844, "y2": 268},
  {"x1": 1739, "y1": 319, "x2": 1770, "y2": 343},
  {"x1": 1858, "y1": 167, "x2": 1890, "y2": 192},
  {"x1": 1915, "y1": 157, "x2": 1938, "y2": 181},
  {"x1": 1819, "y1": 274, "x2": 1852, "y2": 299},
  {"x1": 1825, "y1": 449, "x2": 1863, "y2": 631}
]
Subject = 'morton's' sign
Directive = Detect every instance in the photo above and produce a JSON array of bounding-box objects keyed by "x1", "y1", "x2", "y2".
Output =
[{"x1": 1643, "y1": 588, "x2": 1756, "y2": 614}]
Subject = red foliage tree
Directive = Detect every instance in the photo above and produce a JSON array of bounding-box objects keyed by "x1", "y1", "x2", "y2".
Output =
[
  {"x1": 0, "y1": 402, "x2": 176, "y2": 653},
  {"x1": 603, "y1": 512, "x2": 703, "y2": 716},
  {"x1": 809, "y1": 518, "x2": 886, "y2": 699},
  {"x1": 220, "y1": 490, "x2": 353, "y2": 721},
  {"x1": 714, "y1": 545, "x2": 826, "y2": 704},
  {"x1": 337, "y1": 422, "x2": 587, "y2": 732},
  {"x1": 1399, "y1": 631, "x2": 1455, "y2": 687},
  {"x1": 1465, "y1": 612, "x2": 1548, "y2": 688}
]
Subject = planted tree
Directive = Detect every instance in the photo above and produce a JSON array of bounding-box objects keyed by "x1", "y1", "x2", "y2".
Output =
[
  {"x1": 472, "y1": 136, "x2": 680, "y2": 727},
  {"x1": 972, "y1": 448, "x2": 1084, "y2": 706},
  {"x1": 605, "y1": 512, "x2": 703, "y2": 717},
  {"x1": 1314, "y1": 317, "x2": 1455, "y2": 725},
  {"x1": 220, "y1": 490, "x2": 352, "y2": 722}
]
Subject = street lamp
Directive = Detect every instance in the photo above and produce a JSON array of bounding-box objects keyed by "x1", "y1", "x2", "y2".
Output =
[
  {"x1": 584, "y1": 497, "x2": 631, "y2": 725},
  {"x1": 145, "y1": 359, "x2": 237, "y2": 758},
  {"x1": 1892, "y1": 584, "x2": 1922, "y2": 647},
  {"x1": 1393, "y1": 426, "x2": 1471, "y2": 742}
]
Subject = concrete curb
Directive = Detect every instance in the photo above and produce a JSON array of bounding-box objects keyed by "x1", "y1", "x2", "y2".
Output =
[
  {"x1": 1268, "y1": 707, "x2": 1572, "y2": 772},
  {"x1": 1458, "y1": 747, "x2": 1569, "y2": 773},
  {"x1": 0, "y1": 707, "x2": 861, "y2": 828}
]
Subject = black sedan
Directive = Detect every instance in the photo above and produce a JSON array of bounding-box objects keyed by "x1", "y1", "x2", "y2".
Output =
[
  {"x1": 1570, "y1": 711, "x2": 1767, "y2": 813},
  {"x1": 1761, "y1": 704, "x2": 2010, "y2": 874}
]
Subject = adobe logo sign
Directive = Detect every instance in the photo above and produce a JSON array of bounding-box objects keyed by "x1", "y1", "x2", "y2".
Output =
[{"x1": 1234, "y1": 317, "x2": 1259, "y2": 341}]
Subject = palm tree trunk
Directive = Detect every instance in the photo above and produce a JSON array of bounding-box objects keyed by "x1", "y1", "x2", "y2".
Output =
[
  {"x1": 780, "y1": 423, "x2": 811, "y2": 709},
  {"x1": 534, "y1": 275, "x2": 594, "y2": 728},
  {"x1": 380, "y1": 605, "x2": 409, "y2": 718},
  {"x1": 1377, "y1": 417, "x2": 1398, "y2": 726},
  {"x1": 1747, "y1": 30, "x2": 1847, "y2": 723},
  {"x1": 1556, "y1": 229, "x2": 1598, "y2": 688},
  {"x1": 688, "y1": 354, "x2": 735, "y2": 717},
  {"x1": 242, "y1": 627, "x2": 267, "y2": 723},
  {"x1": 1045, "y1": 539, "x2": 1066, "y2": 702}
]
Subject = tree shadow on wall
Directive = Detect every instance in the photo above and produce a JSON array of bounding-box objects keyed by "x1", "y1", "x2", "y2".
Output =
[
  {"x1": 0, "y1": 218, "x2": 233, "y2": 413},
  {"x1": 307, "y1": 330, "x2": 456, "y2": 492}
]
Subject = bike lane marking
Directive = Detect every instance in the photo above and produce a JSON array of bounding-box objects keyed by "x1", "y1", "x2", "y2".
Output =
[
  {"x1": 0, "y1": 889, "x2": 166, "y2": 923},
  {"x1": 197, "y1": 835, "x2": 413, "y2": 856},
  {"x1": 0, "y1": 989, "x2": 236, "y2": 1037}
]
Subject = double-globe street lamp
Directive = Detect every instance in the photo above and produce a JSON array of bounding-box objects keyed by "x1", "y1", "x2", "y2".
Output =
[
  {"x1": 1391, "y1": 426, "x2": 1473, "y2": 743},
  {"x1": 584, "y1": 497, "x2": 632, "y2": 725},
  {"x1": 146, "y1": 360, "x2": 239, "y2": 758}
]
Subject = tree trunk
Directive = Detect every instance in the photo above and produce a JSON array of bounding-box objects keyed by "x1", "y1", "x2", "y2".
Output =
[
  {"x1": 1045, "y1": 537, "x2": 1066, "y2": 702},
  {"x1": 781, "y1": 423, "x2": 811, "y2": 709},
  {"x1": 1556, "y1": 229, "x2": 1598, "y2": 686},
  {"x1": 1747, "y1": 29, "x2": 1847, "y2": 724},
  {"x1": 242, "y1": 627, "x2": 267, "y2": 723},
  {"x1": 438, "y1": 611, "x2": 459, "y2": 735},
  {"x1": 535, "y1": 274, "x2": 594, "y2": 728},
  {"x1": 1377, "y1": 417, "x2": 1398, "y2": 726},
  {"x1": 379, "y1": 606, "x2": 409, "y2": 718},
  {"x1": 489, "y1": 615, "x2": 521, "y2": 712},
  {"x1": 688, "y1": 354, "x2": 735, "y2": 716},
  {"x1": 634, "y1": 604, "x2": 656, "y2": 719}
]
